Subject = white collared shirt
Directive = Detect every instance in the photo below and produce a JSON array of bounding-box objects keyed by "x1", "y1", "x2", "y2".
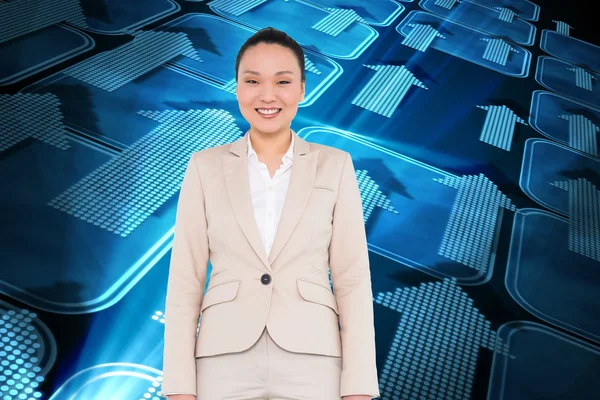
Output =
[{"x1": 247, "y1": 130, "x2": 294, "y2": 257}]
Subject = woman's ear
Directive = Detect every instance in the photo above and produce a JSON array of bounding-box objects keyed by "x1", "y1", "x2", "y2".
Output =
[{"x1": 300, "y1": 80, "x2": 306, "y2": 102}]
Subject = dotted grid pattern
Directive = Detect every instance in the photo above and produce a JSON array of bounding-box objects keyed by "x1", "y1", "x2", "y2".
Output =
[
  {"x1": 559, "y1": 114, "x2": 599, "y2": 157},
  {"x1": 551, "y1": 178, "x2": 600, "y2": 262},
  {"x1": 374, "y1": 278, "x2": 513, "y2": 400},
  {"x1": 47, "y1": 109, "x2": 243, "y2": 237},
  {"x1": 496, "y1": 8, "x2": 516, "y2": 23},
  {"x1": 480, "y1": 38, "x2": 517, "y2": 66},
  {"x1": 476, "y1": 105, "x2": 527, "y2": 152},
  {"x1": 63, "y1": 30, "x2": 202, "y2": 92},
  {"x1": 434, "y1": 0, "x2": 459, "y2": 10},
  {"x1": 152, "y1": 311, "x2": 166, "y2": 324},
  {"x1": 207, "y1": 0, "x2": 267, "y2": 16},
  {"x1": 0, "y1": 94, "x2": 70, "y2": 153},
  {"x1": 304, "y1": 55, "x2": 322, "y2": 75},
  {"x1": 0, "y1": 0, "x2": 87, "y2": 44},
  {"x1": 434, "y1": 174, "x2": 517, "y2": 272},
  {"x1": 312, "y1": 8, "x2": 367, "y2": 37},
  {"x1": 567, "y1": 66, "x2": 596, "y2": 91},
  {"x1": 0, "y1": 303, "x2": 55, "y2": 400},
  {"x1": 402, "y1": 24, "x2": 446, "y2": 53},
  {"x1": 356, "y1": 169, "x2": 399, "y2": 224},
  {"x1": 352, "y1": 65, "x2": 428, "y2": 118},
  {"x1": 142, "y1": 375, "x2": 164, "y2": 400}
]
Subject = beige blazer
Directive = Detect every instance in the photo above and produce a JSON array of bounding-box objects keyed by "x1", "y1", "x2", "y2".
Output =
[{"x1": 161, "y1": 131, "x2": 380, "y2": 398}]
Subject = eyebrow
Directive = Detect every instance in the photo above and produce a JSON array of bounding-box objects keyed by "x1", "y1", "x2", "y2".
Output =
[{"x1": 242, "y1": 70, "x2": 295, "y2": 76}]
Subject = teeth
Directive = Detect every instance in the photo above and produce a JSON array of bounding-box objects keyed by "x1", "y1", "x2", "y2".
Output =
[{"x1": 257, "y1": 108, "x2": 280, "y2": 115}]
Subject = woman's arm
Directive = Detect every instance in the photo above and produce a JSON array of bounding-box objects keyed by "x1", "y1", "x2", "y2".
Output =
[
  {"x1": 329, "y1": 152, "x2": 380, "y2": 399},
  {"x1": 161, "y1": 153, "x2": 209, "y2": 398}
]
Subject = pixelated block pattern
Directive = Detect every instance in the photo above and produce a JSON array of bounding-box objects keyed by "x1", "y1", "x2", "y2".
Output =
[
  {"x1": 0, "y1": 0, "x2": 88, "y2": 44},
  {"x1": 0, "y1": 300, "x2": 56, "y2": 400},
  {"x1": 47, "y1": 109, "x2": 243, "y2": 238},
  {"x1": 222, "y1": 79, "x2": 238, "y2": 94},
  {"x1": 145, "y1": 375, "x2": 164, "y2": 399},
  {"x1": 551, "y1": 178, "x2": 600, "y2": 262},
  {"x1": 207, "y1": 0, "x2": 267, "y2": 16},
  {"x1": 553, "y1": 20, "x2": 573, "y2": 36},
  {"x1": 0, "y1": 93, "x2": 70, "y2": 153},
  {"x1": 152, "y1": 311, "x2": 166, "y2": 324},
  {"x1": 434, "y1": 0, "x2": 460, "y2": 10},
  {"x1": 312, "y1": 8, "x2": 367, "y2": 37},
  {"x1": 567, "y1": 67, "x2": 597, "y2": 91},
  {"x1": 304, "y1": 55, "x2": 322, "y2": 75},
  {"x1": 559, "y1": 114, "x2": 599, "y2": 157},
  {"x1": 402, "y1": 24, "x2": 446, "y2": 53},
  {"x1": 480, "y1": 38, "x2": 518, "y2": 66},
  {"x1": 374, "y1": 278, "x2": 513, "y2": 400},
  {"x1": 356, "y1": 169, "x2": 399, "y2": 224},
  {"x1": 63, "y1": 31, "x2": 202, "y2": 92},
  {"x1": 434, "y1": 174, "x2": 517, "y2": 272},
  {"x1": 352, "y1": 65, "x2": 428, "y2": 118},
  {"x1": 497, "y1": 7, "x2": 516, "y2": 23},
  {"x1": 476, "y1": 105, "x2": 527, "y2": 151}
]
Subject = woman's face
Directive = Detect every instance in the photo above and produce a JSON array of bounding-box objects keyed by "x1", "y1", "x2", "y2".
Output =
[{"x1": 236, "y1": 43, "x2": 305, "y2": 136}]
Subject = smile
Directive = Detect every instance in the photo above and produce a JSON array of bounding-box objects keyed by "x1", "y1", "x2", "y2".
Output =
[{"x1": 256, "y1": 108, "x2": 281, "y2": 116}]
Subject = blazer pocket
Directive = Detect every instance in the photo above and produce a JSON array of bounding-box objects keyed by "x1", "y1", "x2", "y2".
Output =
[
  {"x1": 200, "y1": 280, "x2": 240, "y2": 313},
  {"x1": 313, "y1": 185, "x2": 334, "y2": 192},
  {"x1": 297, "y1": 279, "x2": 339, "y2": 315}
]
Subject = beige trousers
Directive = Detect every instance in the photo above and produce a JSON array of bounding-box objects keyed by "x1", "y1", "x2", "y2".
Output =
[{"x1": 195, "y1": 327, "x2": 342, "y2": 400}]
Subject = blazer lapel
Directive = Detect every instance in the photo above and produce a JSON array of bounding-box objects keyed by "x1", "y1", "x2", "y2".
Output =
[
  {"x1": 268, "y1": 133, "x2": 317, "y2": 266},
  {"x1": 222, "y1": 130, "x2": 318, "y2": 270},
  {"x1": 222, "y1": 133, "x2": 271, "y2": 271}
]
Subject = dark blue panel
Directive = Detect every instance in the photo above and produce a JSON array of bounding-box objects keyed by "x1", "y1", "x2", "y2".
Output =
[
  {"x1": 0, "y1": 24, "x2": 94, "y2": 86},
  {"x1": 21, "y1": 66, "x2": 240, "y2": 149},
  {"x1": 396, "y1": 11, "x2": 531, "y2": 77},
  {"x1": 48, "y1": 364, "x2": 164, "y2": 399},
  {"x1": 469, "y1": 0, "x2": 539, "y2": 21},
  {"x1": 540, "y1": 30, "x2": 600, "y2": 73},
  {"x1": 507, "y1": 209, "x2": 600, "y2": 343},
  {"x1": 520, "y1": 138, "x2": 599, "y2": 216},
  {"x1": 209, "y1": 0, "x2": 378, "y2": 59},
  {"x1": 488, "y1": 321, "x2": 600, "y2": 400},
  {"x1": 2, "y1": 67, "x2": 242, "y2": 313},
  {"x1": 303, "y1": 0, "x2": 405, "y2": 26},
  {"x1": 79, "y1": 0, "x2": 179, "y2": 34},
  {"x1": 159, "y1": 13, "x2": 343, "y2": 107},
  {"x1": 420, "y1": 0, "x2": 536, "y2": 46},
  {"x1": 536, "y1": 56, "x2": 600, "y2": 110},
  {"x1": 300, "y1": 126, "x2": 498, "y2": 285},
  {"x1": 529, "y1": 90, "x2": 600, "y2": 155}
]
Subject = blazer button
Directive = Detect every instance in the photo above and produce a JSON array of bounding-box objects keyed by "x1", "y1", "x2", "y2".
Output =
[{"x1": 261, "y1": 274, "x2": 271, "y2": 285}]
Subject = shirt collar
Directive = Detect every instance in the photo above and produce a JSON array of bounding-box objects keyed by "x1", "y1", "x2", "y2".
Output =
[{"x1": 247, "y1": 130, "x2": 295, "y2": 163}]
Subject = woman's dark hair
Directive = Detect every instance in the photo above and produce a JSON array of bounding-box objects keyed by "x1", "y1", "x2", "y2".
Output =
[{"x1": 235, "y1": 27, "x2": 305, "y2": 83}]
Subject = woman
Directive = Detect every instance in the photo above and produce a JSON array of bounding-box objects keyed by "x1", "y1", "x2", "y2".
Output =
[{"x1": 161, "y1": 27, "x2": 380, "y2": 400}]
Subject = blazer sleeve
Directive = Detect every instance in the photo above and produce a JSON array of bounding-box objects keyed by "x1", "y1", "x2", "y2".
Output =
[
  {"x1": 161, "y1": 153, "x2": 209, "y2": 397},
  {"x1": 329, "y1": 152, "x2": 381, "y2": 399}
]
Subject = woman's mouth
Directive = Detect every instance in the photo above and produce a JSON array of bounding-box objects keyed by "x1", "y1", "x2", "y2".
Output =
[{"x1": 256, "y1": 108, "x2": 281, "y2": 118}]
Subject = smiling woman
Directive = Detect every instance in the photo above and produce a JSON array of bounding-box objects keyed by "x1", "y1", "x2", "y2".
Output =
[
  {"x1": 234, "y1": 29, "x2": 306, "y2": 157},
  {"x1": 161, "y1": 27, "x2": 379, "y2": 400}
]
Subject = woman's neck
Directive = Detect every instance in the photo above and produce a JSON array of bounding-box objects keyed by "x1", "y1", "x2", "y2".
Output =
[{"x1": 249, "y1": 127, "x2": 292, "y2": 157}]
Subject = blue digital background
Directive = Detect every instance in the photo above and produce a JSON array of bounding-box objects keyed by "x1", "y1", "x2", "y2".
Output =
[{"x1": 1, "y1": 0, "x2": 599, "y2": 399}]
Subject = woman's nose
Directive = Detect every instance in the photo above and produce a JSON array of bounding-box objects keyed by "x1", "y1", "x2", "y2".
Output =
[{"x1": 258, "y1": 86, "x2": 276, "y2": 101}]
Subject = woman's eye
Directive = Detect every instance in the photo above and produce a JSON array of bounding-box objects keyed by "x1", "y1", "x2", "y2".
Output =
[
  {"x1": 278, "y1": 81, "x2": 290, "y2": 84},
  {"x1": 246, "y1": 80, "x2": 258, "y2": 84}
]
